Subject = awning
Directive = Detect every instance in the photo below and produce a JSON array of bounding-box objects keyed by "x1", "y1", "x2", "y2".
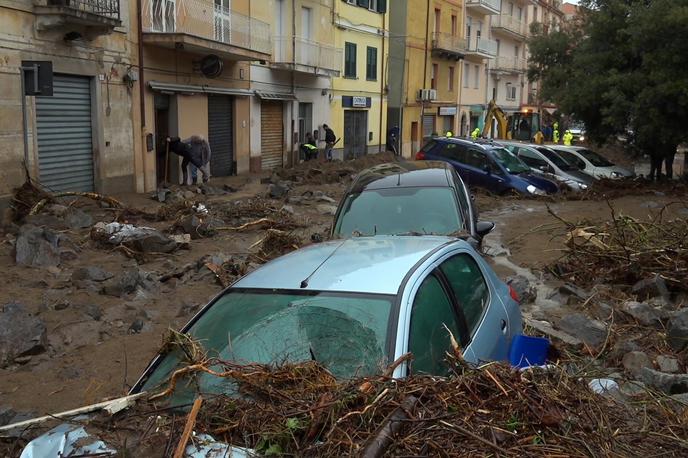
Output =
[
  {"x1": 148, "y1": 81, "x2": 252, "y2": 96},
  {"x1": 255, "y1": 91, "x2": 297, "y2": 101}
]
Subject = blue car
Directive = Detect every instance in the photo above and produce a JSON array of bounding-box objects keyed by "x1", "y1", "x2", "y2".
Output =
[{"x1": 417, "y1": 137, "x2": 559, "y2": 195}]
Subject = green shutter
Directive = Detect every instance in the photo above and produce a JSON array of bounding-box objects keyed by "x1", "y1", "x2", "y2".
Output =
[{"x1": 377, "y1": 0, "x2": 387, "y2": 13}]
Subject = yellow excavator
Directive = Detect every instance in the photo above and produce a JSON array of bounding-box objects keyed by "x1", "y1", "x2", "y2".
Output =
[{"x1": 481, "y1": 100, "x2": 544, "y2": 144}]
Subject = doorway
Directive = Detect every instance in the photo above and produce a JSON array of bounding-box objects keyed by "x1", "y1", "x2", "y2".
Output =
[
  {"x1": 411, "y1": 121, "x2": 419, "y2": 153},
  {"x1": 298, "y1": 102, "x2": 313, "y2": 143},
  {"x1": 154, "y1": 93, "x2": 172, "y2": 185},
  {"x1": 343, "y1": 110, "x2": 368, "y2": 160}
]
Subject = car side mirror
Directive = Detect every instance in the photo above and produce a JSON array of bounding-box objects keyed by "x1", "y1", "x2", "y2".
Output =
[{"x1": 476, "y1": 220, "x2": 495, "y2": 237}]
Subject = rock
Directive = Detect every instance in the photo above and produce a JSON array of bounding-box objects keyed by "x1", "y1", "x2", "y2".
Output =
[
  {"x1": 619, "y1": 380, "x2": 648, "y2": 397},
  {"x1": 155, "y1": 189, "x2": 170, "y2": 202},
  {"x1": 632, "y1": 275, "x2": 671, "y2": 304},
  {"x1": 559, "y1": 283, "x2": 590, "y2": 300},
  {"x1": 102, "y1": 269, "x2": 157, "y2": 298},
  {"x1": 638, "y1": 367, "x2": 688, "y2": 394},
  {"x1": 43, "y1": 289, "x2": 71, "y2": 311},
  {"x1": 622, "y1": 351, "x2": 653, "y2": 376},
  {"x1": 0, "y1": 302, "x2": 48, "y2": 367},
  {"x1": 83, "y1": 304, "x2": 103, "y2": 321},
  {"x1": 608, "y1": 340, "x2": 641, "y2": 362},
  {"x1": 128, "y1": 318, "x2": 145, "y2": 334},
  {"x1": 72, "y1": 266, "x2": 114, "y2": 283},
  {"x1": 176, "y1": 215, "x2": 225, "y2": 240},
  {"x1": 523, "y1": 317, "x2": 583, "y2": 347},
  {"x1": 268, "y1": 183, "x2": 289, "y2": 199},
  {"x1": 619, "y1": 301, "x2": 662, "y2": 326},
  {"x1": 92, "y1": 222, "x2": 180, "y2": 253},
  {"x1": 64, "y1": 208, "x2": 93, "y2": 229},
  {"x1": 281, "y1": 205, "x2": 295, "y2": 215},
  {"x1": 557, "y1": 313, "x2": 607, "y2": 349},
  {"x1": 667, "y1": 309, "x2": 688, "y2": 352},
  {"x1": 656, "y1": 355, "x2": 681, "y2": 374},
  {"x1": 316, "y1": 204, "x2": 338, "y2": 216},
  {"x1": 15, "y1": 225, "x2": 61, "y2": 267},
  {"x1": 506, "y1": 275, "x2": 536, "y2": 304}
]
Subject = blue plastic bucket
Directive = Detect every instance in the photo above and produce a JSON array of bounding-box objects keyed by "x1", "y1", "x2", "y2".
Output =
[{"x1": 509, "y1": 335, "x2": 550, "y2": 368}]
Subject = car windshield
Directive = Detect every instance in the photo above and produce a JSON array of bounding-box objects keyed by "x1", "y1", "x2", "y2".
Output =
[
  {"x1": 334, "y1": 187, "x2": 464, "y2": 236},
  {"x1": 554, "y1": 150, "x2": 586, "y2": 170},
  {"x1": 576, "y1": 148, "x2": 614, "y2": 167},
  {"x1": 536, "y1": 147, "x2": 573, "y2": 170},
  {"x1": 490, "y1": 147, "x2": 531, "y2": 174},
  {"x1": 140, "y1": 290, "x2": 393, "y2": 403}
]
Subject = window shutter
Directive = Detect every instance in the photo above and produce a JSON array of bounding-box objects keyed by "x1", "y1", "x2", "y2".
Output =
[{"x1": 377, "y1": 0, "x2": 386, "y2": 13}]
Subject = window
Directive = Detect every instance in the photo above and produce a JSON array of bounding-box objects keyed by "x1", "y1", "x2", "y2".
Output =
[
  {"x1": 451, "y1": 14, "x2": 457, "y2": 36},
  {"x1": 369, "y1": 0, "x2": 378, "y2": 11},
  {"x1": 431, "y1": 64, "x2": 438, "y2": 90},
  {"x1": 514, "y1": 45, "x2": 519, "y2": 57},
  {"x1": 408, "y1": 274, "x2": 462, "y2": 375},
  {"x1": 465, "y1": 148, "x2": 489, "y2": 169},
  {"x1": 344, "y1": 42, "x2": 357, "y2": 78},
  {"x1": 533, "y1": 7, "x2": 538, "y2": 21},
  {"x1": 448, "y1": 66, "x2": 455, "y2": 91},
  {"x1": 439, "y1": 254, "x2": 490, "y2": 333},
  {"x1": 506, "y1": 83, "x2": 516, "y2": 100},
  {"x1": 517, "y1": 148, "x2": 548, "y2": 168},
  {"x1": 517, "y1": 6, "x2": 522, "y2": 20},
  {"x1": 440, "y1": 143, "x2": 467, "y2": 162},
  {"x1": 366, "y1": 46, "x2": 377, "y2": 80},
  {"x1": 474, "y1": 64, "x2": 479, "y2": 89},
  {"x1": 509, "y1": 2, "x2": 514, "y2": 16},
  {"x1": 463, "y1": 63, "x2": 470, "y2": 88},
  {"x1": 434, "y1": 8, "x2": 441, "y2": 34},
  {"x1": 301, "y1": 7, "x2": 312, "y2": 40}
]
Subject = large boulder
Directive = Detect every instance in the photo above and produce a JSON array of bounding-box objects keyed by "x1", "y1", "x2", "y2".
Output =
[
  {"x1": 15, "y1": 225, "x2": 61, "y2": 267},
  {"x1": 0, "y1": 302, "x2": 47, "y2": 367}
]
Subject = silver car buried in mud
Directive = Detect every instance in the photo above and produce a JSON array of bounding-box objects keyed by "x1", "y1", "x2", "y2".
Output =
[{"x1": 12, "y1": 236, "x2": 522, "y2": 457}]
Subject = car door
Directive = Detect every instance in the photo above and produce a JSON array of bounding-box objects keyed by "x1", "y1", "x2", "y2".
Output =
[{"x1": 439, "y1": 143, "x2": 472, "y2": 185}]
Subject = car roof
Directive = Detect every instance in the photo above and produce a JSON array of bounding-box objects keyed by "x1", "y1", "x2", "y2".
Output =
[
  {"x1": 233, "y1": 236, "x2": 461, "y2": 295},
  {"x1": 349, "y1": 161, "x2": 453, "y2": 192}
]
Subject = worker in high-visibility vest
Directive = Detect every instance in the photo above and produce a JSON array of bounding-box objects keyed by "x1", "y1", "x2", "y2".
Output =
[
  {"x1": 563, "y1": 130, "x2": 573, "y2": 146},
  {"x1": 553, "y1": 128, "x2": 560, "y2": 144},
  {"x1": 553, "y1": 121, "x2": 559, "y2": 132},
  {"x1": 471, "y1": 128, "x2": 481, "y2": 140},
  {"x1": 445, "y1": 130, "x2": 453, "y2": 138}
]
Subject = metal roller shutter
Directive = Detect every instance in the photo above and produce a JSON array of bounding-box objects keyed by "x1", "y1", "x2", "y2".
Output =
[
  {"x1": 261, "y1": 101, "x2": 284, "y2": 170},
  {"x1": 422, "y1": 114, "x2": 436, "y2": 137},
  {"x1": 35, "y1": 75, "x2": 94, "y2": 192},
  {"x1": 208, "y1": 95, "x2": 234, "y2": 177}
]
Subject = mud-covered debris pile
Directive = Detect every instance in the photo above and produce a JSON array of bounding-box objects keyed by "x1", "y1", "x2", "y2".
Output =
[
  {"x1": 563, "y1": 177, "x2": 688, "y2": 201},
  {"x1": 252, "y1": 229, "x2": 302, "y2": 262},
  {"x1": 275, "y1": 152, "x2": 399, "y2": 185}
]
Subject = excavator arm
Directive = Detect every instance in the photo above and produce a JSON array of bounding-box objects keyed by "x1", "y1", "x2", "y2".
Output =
[{"x1": 482, "y1": 99, "x2": 508, "y2": 139}]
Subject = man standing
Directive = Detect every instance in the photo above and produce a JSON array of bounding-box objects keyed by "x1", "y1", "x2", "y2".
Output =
[
  {"x1": 167, "y1": 136, "x2": 210, "y2": 185},
  {"x1": 563, "y1": 130, "x2": 573, "y2": 146},
  {"x1": 323, "y1": 124, "x2": 336, "y2": 161},
  {"x1": 471, "y1": 127, "x2": 481, "y2": 140},
  {"x1": 185, "y1": 135, "x2": 212, "y2": 184}
]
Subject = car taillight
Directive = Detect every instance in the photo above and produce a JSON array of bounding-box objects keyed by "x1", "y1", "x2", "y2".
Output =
[
  {"x1": 509, "y1": 285, "x2": 520, "y2": 303},
  {"x1": 416, "y1": 151, "x2": 426, "y2": 160}
]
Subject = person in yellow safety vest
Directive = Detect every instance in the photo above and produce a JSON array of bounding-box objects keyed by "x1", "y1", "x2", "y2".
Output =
[
  {"x1": 553, "y1": 121, "x2": 559, "y2": 132},
  {"x1": 301, "y1": 132, "x2": 319, "y2": 161},
  {"x1": 563, "y1": 130, "x2": 573, "y2": 146},
  {"x1": 445, "y1": 130, "x2": 453, "y2": 138},
  {"x1": 471, "y1": 128, "x2": 481, "y2": 140},
  {"x1": 553, "y1": 129, "x2": 560, "y2": 143}
]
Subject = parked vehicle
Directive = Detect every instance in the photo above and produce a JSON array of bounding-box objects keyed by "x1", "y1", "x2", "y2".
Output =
[
  {"x1": 499, "y1": 141, "x2": 595, "y2": 191},
  {"x1": 549, "y1": 145, "x2": 634, "y2": 179},
  {"x1": 332, "y1": 161, "x2": 494, "y2": 245},
  {"x1": 568, "y1": 122, "x2": 585, "y2": 142},
  {"x1": 416, "y1": 137, "x2": 559, "y2": 195}
]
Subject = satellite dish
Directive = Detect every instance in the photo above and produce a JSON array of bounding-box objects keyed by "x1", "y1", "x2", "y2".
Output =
[{"x1": 200, "y1": 55, "x2": 223, "y2": 78}]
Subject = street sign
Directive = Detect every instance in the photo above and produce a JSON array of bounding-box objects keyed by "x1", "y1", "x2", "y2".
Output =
[
  {"x1": 352, "y1": 96, "x2": 367, "y2": 107},
  {"x1": 21, "y1": 61, "x2": 53, "y2": 96}
]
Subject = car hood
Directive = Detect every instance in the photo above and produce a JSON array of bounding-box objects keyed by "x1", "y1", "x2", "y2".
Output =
[{"x1": 513, "y1": 172, "x2": 559, "y2": 194}]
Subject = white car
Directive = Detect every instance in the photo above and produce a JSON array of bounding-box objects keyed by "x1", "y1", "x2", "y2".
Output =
[{"x1": 549, "y1": 145, "x2": 634, "y2": 180}]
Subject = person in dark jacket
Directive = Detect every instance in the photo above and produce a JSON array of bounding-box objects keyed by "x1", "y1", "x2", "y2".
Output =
[
  {"x1": 167, "y1": 136, "x2": 210, "y2": 185},
  {"x1": 185, "y1": 135, "x2": 212, "y2": 184},
  {"x1": 323, "y1": 124, "x2": 336, "y2": 161}
]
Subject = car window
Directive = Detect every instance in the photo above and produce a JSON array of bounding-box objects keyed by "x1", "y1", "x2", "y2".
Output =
[
  {"x1": 536, "y1": 147, "x2": 572, "y2": 170},
  {"x1": 439, "y1": 254, "x2": 490, "y2": 333},
  {"x1": 451, "y1": 170, "x2": 471, "y2": 226},
  {"x1": 421, "y1": 140, "x2": 437, "y2": 153},
  {"x1": 577, "y1": 148, "x2": 613, "y2": 167},
  {"x1": 465, "y1": 148, "x2": 489, "y2": 169},
  {"x1": 490, "y1": 147, "x2": 531, "y2": 174},
  {"x1": 556, "y1": 150, "x2": 586, "y2": 169},
  {"x1": 516, "y1": 148, "x2": 548, "y2": 168},
  {"x1": 334, "y1": 187, "x2": 464, "y2": 236},
  {"x1": 408, "y1": 274, "x2": 462, "y2": 375},
  {"x1": 440, "y1": 143, "x2": 467, "y2": 162}
]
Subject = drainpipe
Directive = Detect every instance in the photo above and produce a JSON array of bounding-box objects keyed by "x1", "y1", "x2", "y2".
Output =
[
  {"x1": 288, "y1": 0, "x2": 296, "y2": 168},
  {"x1": 378, "y1": 10, "x2": 386, "y2": 153},
  {"x1": 136, "y1": 0, "x2": 148, "y2": 190}
]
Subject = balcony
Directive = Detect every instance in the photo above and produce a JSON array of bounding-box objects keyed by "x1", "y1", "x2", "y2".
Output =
[
  {"x1": 463, "y1": 37, "x2": 498, "y2": 58},
  {"x1": 490, "y1": 56, "x2": 527, "y2": 73},
  {"x1": 272, "y1": 37, "x2": 342, "y2": 77},
  {"x1": 141, "y1": 0, "x2": 271, "y2": 61},
  {"x1": 465, "y1": 0, "x2": 500, "y2": 16},
  {"x1": 491, "y1": 15, "x2": 527, "y2": 39},
  {"x1": 34, "y1": 0, "x2": 121, "y2": 37},
  {"x1": 431, "y1": 32, "x2": 465, "y2": 61}
]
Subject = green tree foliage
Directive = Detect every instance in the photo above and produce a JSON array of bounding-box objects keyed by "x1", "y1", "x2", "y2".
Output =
[{"x1": 528, "y1": 0, "x2": 688, "y2": 155}]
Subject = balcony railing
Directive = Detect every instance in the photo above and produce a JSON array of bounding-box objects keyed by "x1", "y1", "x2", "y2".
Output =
[
  {"x1": 432, "y1": 32, "x2": 465, "y2": 55},
  {"x1": 142, "y1": 0, "x2": 271, "y2": 55},
  {"x1": 38, "y1": 0, "x2": 120, "y2": 19},
  {"x1": 465, "y1": 0, "x2": 501, "y2": 15},
  {"x1": 491, "y1": 14, "x2": 527, "y2": 38},
  {"x1": 464, "y1": 37, "x2": 498, "y2": 57},
  {"x1": 273, "y1": 37, "x2": 342, "y2": 73},
  {"x1": 492, "y1": 56, "x2": 527, "y2": 72}
]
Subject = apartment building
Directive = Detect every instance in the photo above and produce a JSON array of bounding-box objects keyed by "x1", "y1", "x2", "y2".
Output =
[
  {"x1": 330, "y1": 0, "x2": 388, "y2": 160},
  {"x1": 0, "y1": 0, "x2": 138, "y2": 201},
  {"x1": 249, "y1": 0, "x2": 341, "y2": 171},
  {"x1": 459, "y1": 0, "x2": 500, "y2": 135},
  {"x1": 388, "y1": 0, "x2": 464, "y2": 157}
]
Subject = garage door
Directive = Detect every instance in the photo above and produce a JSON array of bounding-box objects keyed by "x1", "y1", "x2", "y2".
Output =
[
  {"x1": 261, "y1": 101, "x2": 284, "y2": 170},
  {"x1": 422, "y1": 114, "x2": 436, "y2": 137},
  {"x1": 208, "y1": 95, "x2": 234, "y2": 177},
  {"x1": 35, "y1": 75, "x2": 94, "y2": 192}
]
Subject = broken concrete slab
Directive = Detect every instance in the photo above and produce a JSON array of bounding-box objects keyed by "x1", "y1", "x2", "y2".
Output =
[
  {"x1": 559, "y1": 283, "x2": 590, "y2": 301},
  {"x1": 15, "y1": 225, "x2": 61, "y2": 267},
  {"x1": 656, "y1": 355, "x2": 681, "y2": 374},
  {"x1": 0, "y1": 302, "x2": 48, "y2": 367},
  {"x1": 523, "y1": 317, "x2": 583, "y2": 347},
  {"x1": 622, "y1": 351, "x2": 653, "y2": 376},
  {"x1": 557, "y1": 313, "x2": 608, "y2": 349},
  {"x1": 619, "y1": 301, "x2": 662, "y2": 327}
]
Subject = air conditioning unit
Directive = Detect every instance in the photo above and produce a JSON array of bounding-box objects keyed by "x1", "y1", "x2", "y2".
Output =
[{"x1": 418, "y1": 89, "x2": 437, "y2": 101}]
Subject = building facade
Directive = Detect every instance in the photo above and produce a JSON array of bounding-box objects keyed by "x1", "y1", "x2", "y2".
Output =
[
  {"x1": 330, "y1": 0, "x2": 388, "y2": 160},
  {"x1": 388, "y1": 0, "x2": 464, "y2": 157},
  {"x1": 0, "y1": 0, "x2": 139, "y2": 201}
]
